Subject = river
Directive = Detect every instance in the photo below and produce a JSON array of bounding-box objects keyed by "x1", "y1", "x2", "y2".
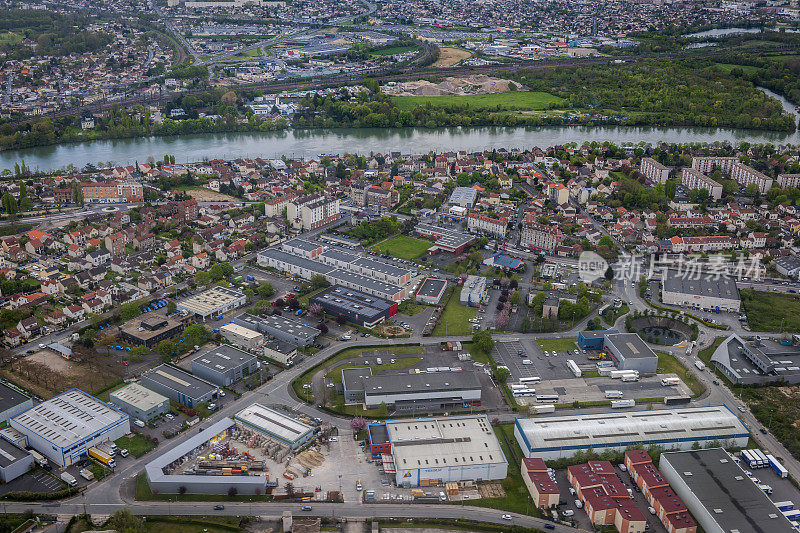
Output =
[{"x1": 3, "y1": 91, "x2": 800, "y2": 173}]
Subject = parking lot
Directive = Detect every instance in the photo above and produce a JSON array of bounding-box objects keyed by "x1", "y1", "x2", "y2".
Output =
[{"x1": 493, "y1": 340, "x2": 579, "y2": 382}]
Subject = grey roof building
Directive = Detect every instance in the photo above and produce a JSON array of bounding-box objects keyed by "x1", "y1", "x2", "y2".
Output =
[
  {"x1": 233, "y1": 313, "x2": 320, "y2": 347},
  {"x1": 140, "y1": 364, "x2": 218, "y2": 408},
  {"x1": 660, "y1": 448, "x2": 795, "y2": 533},
  {"x1": 416, "y1": 278, "x2": 447, "y2": 305},
  {"x1": 710, "y1": 334, "x2": 800, "y2": 385},
  {"x1": 310, "y1": 286, "x2": 396, "y2": 327},
  {"x1": 176, "y1": 286, "x2": 247, "y2": 319},
  {"x1": 774, "y1": 254, "x2": 800, "y2": 279},
  {"x1": 604, "y1": 333, "x2": 658, "y2": 373},
  {"x1": 109, "y1": 382, "x2": 170, "y2": 422},
  {"x1": 191, "y1": 345, "x2": 259, "y2": 387},
  {"x1": 661, "y1": 269, "x2": 740, "y2": 312},
  {"x1": 0, "y1": 383, "x2": 33, "y2": 425},
  {"x1": 0, "y1": 438, "x2": 32, "y2": 483}
]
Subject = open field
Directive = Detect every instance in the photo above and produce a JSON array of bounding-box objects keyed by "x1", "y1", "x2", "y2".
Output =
[
  {"x1": 182, "y1": 188, "x2": 239, "y2": 202},
  {"x1": 536, "y1": 338, "x2": 578, "y2": 353},
  {"x1": 433, "y1": 46, "x2": 472, "y2": 67},
  {"x1": 0, "y1": 32, "x2": 22, "y2": 46},
  {"x1": 391, "y1": 91, "x2": 564, "y2": 112},
  {"x1": 371, "y1": 45, "x2": 417, "y2": 56},
  {"x1": 715, "y1": 62, "x2": 760, "y2": 75},
  {"x1": 371, "y1": 235, "x2": 432, "y2": 260},
  {"x1": 431, "y1": 288, "x2": 477, "y2": 336},
  {"x1": 115, "y1": 434, "x2": 157, "y2": 458},
  {"x1": 740, "y1": 289, "x2": 800, "y2": 332}
]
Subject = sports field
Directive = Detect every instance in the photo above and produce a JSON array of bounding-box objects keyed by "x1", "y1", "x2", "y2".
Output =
[{"x1": 391, "y1": 91, "x2": 564, "y2": 112}]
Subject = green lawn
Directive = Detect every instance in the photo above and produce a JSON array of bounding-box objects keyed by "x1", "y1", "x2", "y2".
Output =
[
  {"x1": 740, "y1": 289, "x2": 800, "y2": 332},
  {"x1": 470, "y1": 424, "x2": 540, "y2": 516},
  {"x1": 371, "y1": 236, "x2": 432, "y2": 260},
  {"x1": 715, "y1": 62, "x2": 761, "y2": 75},
  {"x1": 371, "y1": 45, "x2": 417, "y2": 56},
  {"x1": 325, "y1": 357, "x2": 422, "y2": 383},
  {"x1": 656, "y1": 352, "x2": 706, "y2": 397},
  {"x1": 89, "y1": 462, "x2": 109, "y2": 481},
  {"x1": 536, "y1": 338, "x2": 578, "y2": 353},
  {"x1": 0, "y1": 32, "x2": 22, "y2": 46},
  {"x1": 466, "y1": 341, "x2": 491, "y2": 364},
  {"x1": 391, "y1": 91, "x2": 564, "y2": 112},
  {"x1": 431, "y1": 288, "x2": 477, "y2": 336},
  {"x1": 115, "y1": 434, "x2": 156, "y2": 458}
]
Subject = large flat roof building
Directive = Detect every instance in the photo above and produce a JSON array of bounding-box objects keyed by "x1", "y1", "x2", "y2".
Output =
[
  {"x1": 660, "y1": 448, "x2": 795, "y2": 533},
  {"x1": 604, "y1": 333, "x2": 658, "y2": 373},
  {"x1": 415, "y1": 223, "x2": 475, "y2": 254},
  {"x1": 661, "y1": 269, "x2": 740, "y2": 312},
  {"x1": 234, "y1": 403, "x2": 314, "y2": 449},
  {"x1": 233, "y1": 313, "x2": 320, "y2": 347},
  {"x1": 416, "y1": 277, "x2": 448, "y2": 305},
  {"x1": 10, "y1": 389, "x2": 130, "y2": 467},
  {"x1": 0, "y1": 438, "x2": 32, "y2": 483},
  {"x1": 309, "y1": 286, "x2": 397, "y2": 327},
  {"x1": 387, "y1": 415, "x2": 507, "y2": 487},
  {"x1": 119, "y1": 314, "x2": 185, "y2": 347},
  {"x1": 710, "y1": 334, "x2": 800, "y2": 385},
  {"x1": 344, "y1": 369, "x2": 482, "y2": 413},
  {"x1": 177, "y1": 286, "x2": 246, "y2": 319},
  {"x1": 447, "y1": 187, "x2": 478, "y2": 208},
  {"x1": 109, "y1": 382, "x2": 170, "y2": 422},
  {"x1": 219, "y1": 323, "x2": 264, "y2": 350},
  {"x1": 140, "y1": 364, "x2": 218, "y2": 408},
  {"x1": 514, "y1": 406, "x2": 749, "y2": 460},
  {"x1": 191, "y1": 344, "x2": 259, "y2": 387},
  {"x1": 0, "y1": 382, "x2": 33, "y2": 425}
]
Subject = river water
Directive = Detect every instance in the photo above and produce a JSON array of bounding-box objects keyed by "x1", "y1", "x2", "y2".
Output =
[{"x1": 3, "y1": 90, "x2": 800, "y2": 173}]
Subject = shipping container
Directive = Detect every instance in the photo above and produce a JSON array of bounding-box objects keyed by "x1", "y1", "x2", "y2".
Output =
[
  {"x1": 611, "y1": 399, "x2": 636, "y2": 409},
  {"x1": 567, "y1": 359, "x2": 582, "y2": 378},
  {"x1": 88, "y1": 446, "x2": 116, "y2": 468},
  {"x1": 60, "y1": 472, "x2": 77, "y2": 486},
  {"x1": 80, "y1": 468, "x2": 94, "y2": 481},
  {"x1": 519, "y1": 377, "x2": 541, "y2": 384},
  {"x1": 661, "y1": 377, "x2": 681, "y2": 386},
  {"x1": 767, "y1": 454, "x2": 789, "y2": 479},
  {"x1": 621, "y1": 374, "x2": 640, "y2": 382},
  {"x1": 775, "y1": 501, "x2": 795, "y2": 511},
  {"x1": 605, "y1": 390, "x2": 624, "y2": 399},
  {"x1": 753, "y1": 449, "x2": 770, "y2": 468},
  {"x1": 532, "y1": 404, "x2": 556, "y2": 414},
  {"x1": 694, "y1": 360, "x2": 705, "y2": 371},
  {"x1": 664, "y1": 396, "x2": 691, "y2": 406},
  {"x1": 29, "y1": 449, "x2": 48, "y2": 468}
]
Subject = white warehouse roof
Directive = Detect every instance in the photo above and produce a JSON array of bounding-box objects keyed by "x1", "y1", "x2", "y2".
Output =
[
  {"x1": 234, "y1": 403, "x2": 313, "y2": 445},
  {"x1": 515, "y1": 406, "x2": 748, "y2": 456}
]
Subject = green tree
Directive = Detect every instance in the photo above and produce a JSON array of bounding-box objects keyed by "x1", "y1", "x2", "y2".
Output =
[
  {"x1": 158, "y1": 339, "x2": 174, "y2": 357},
  {"x1": 1, "y1": 192, "x2": 17, "y2": 226},
  {"x1": 605, "y1": 265, "x2": 614, "y2": 281},
  {"x1": 129, "y1": 345, "x2": 149, "y2": 361},
  {"x1": 472, "y1": 330, "x2": 494, "y2": 355},
  {"x1": 167, "y1": 300, "x2": 177, "y2": 314},
  {"x1": 310, "y1": 274, "x2": 330, "y2": 290},
  {"x1": 106, "y1": 509, "x2": 145, "y2": 533},
  {"x1": 377, "y1": 401, "x2": 388, "y2": 417},
  {"x1": 257, "y1": 282, "x2": 274, "y2": 298},
  {"x1": 494, "y1": 366, "x2": 510, "y2": 383},
  {"x1": 119, "y1": 302, "x2": 139, "y2": 321}
]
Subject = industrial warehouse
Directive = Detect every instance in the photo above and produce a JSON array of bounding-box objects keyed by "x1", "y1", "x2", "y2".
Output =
[
  {"x1": 109, "y1": 382, "x2": 170, "y2": 422},
  {"x1": 385, "y1": 415, "x2": 508, "y2": 487},
  {"x1": 10, "y1": 389, "x2": 130, "y2": 467},
  {"x1": 661, "y1": 269, "x2": 741, "y2": 312},
  {"x1": 710, "y1": 333, "x2": 800, "y2": 385},
  {"x1": 309, "y1": 286, "x2": 397, "y2": 327},
  {"x1": 233, "y1": 313, "x2": 320, "y2": 346},
  {"x1": 140, "y1": 364, "x2": 218, "y2": 408},
  {"x1": 144, "y1": 417, "x2": 268, "y2": 495},
  {"x1": 514, "y1": 406, "x2": 749, "y2": 459},
  {"x1": 191, "y1": 345, "x2": 259, "y2": 387},
  {"x1": 415, "y1": 277, "x2": 448, "y2": 305},
  {"x1": 341, "y1": 369, "x2": 482, "y2": 412},
  {"x1": 603, "y1": 332, "x2": 659, "y2": 373},
  {"x1": 233, "y1": 403, "x2": 315, "y2": 450},
  {"x1": 660, "y1": 448, "x2": 796, "y2": 533},
  {"x1": 176, "y1": 286, "x2": 247, "y2": 320},
  {"x1": 119, "y1": 314, "x2": 184, "y2": 347}
]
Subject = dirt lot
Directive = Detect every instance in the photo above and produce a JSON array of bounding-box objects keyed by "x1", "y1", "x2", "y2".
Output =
[
  {"x1": 185, "y1": 188, "x2": 239, "y2": 202},
  {"x1": 3, "y1": 346, "x2": 123, "y2": 397},
  {"x1": 433, "y1": 47, "x2": 472, "y2": 67},
  {"x1": 382, "y1": 75, "x2": 523, "y2": 97}
]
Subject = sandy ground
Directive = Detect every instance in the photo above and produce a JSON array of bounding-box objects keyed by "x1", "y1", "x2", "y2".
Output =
[
  {"x1": 433, "y1": 47, "x2": 472, "y2": 67},
  {"x1": 29, "y1": 349, "x2": 79, "y2": 376},
  {"x1": 186, "y1": 188, "x2": 239, "y2": 202},
  {"x1": 383, "y1": 75, "x2": 523, "y2": 97}
]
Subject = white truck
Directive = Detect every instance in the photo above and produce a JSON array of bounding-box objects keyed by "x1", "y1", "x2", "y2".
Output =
[
  {"x1": 29, "y1": 449, "x2": 48, "y2": 468},
  {"x1": 60, "y1": 471, "x2": 77, "y2": 486},
  {"x1": 695, "y1": 360, "x2": 706, "y2": 371},
  {"x1": 661, "y1": 377, "x2": 681, "y2": 386}
]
